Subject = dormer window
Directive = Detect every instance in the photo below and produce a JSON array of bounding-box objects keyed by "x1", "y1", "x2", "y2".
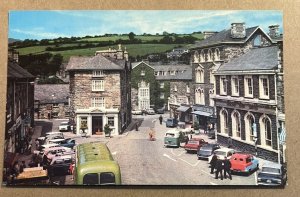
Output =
[{"x1": 93, "y1": 70, "x2": 104, "y2": 77}]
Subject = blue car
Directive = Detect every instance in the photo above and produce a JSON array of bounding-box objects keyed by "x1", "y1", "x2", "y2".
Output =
[{"x1": 166, "y1": 118, "x2": 178, "y2": 128}]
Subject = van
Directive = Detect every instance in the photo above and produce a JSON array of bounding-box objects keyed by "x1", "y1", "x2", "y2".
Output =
[
  {"x1": 166, "y1": 118, "x2": 178, "y2": 128},
  {"x1": 164, "y1": 129, "x2": 180, "y2": 147}
]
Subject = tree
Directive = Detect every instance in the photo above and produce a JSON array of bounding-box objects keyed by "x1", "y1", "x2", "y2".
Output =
[{"x1": 128, "y1": 32, "x2": 136, "y2": 41}]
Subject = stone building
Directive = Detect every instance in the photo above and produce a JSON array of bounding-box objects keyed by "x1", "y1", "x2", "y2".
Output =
[
  {"x1": 34, "y1": 84, "x2": 70, "y2": 119},
  {"x1": 189, "y1": 23, "x2": 277, "y2": 130},
  {"x1": 66, "y1": 44, "x2": 131, "y2": 136},
  {"x1": 169, "y1": 68, "x2": 194, "y2": 123},
  {"x1": 5, "y1": 54, "x2": 35, "y2": 155},
  {"x1": 213, "y1": 45, "x2": 284, "y2": 162}
]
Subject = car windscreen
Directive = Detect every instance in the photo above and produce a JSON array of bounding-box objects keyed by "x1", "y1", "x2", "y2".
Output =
[
  {"x1": 188, "y1": 141, "x2": 198, "y2": 144},
  {"x1": 199, "y1": 150, "x2": 211, "y2": 155},
  {"x1": 261, "y1": 167, "x2": 281, "y2": 174},
  {"x1": 214, "y1": 150, "x2": 226, "y2": 156},
  {"x1": 166, "y1": 133, "x2": 175, "y2": 137}
]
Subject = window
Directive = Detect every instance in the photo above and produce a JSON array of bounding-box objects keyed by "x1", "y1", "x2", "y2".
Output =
[
  {"x1": 92, "y1": 97, "x2": 105, "y2": 108},
  {"x1": 210, "y1": 70, "x2": 214, "y2": 84},
  {"x1": 186, "y1": 85, "x2": 190, "y2": 93},
  {"x1": 260, "y1": 115, "x2": 272, "y2": 147},
  {"x1": 220, "y1": 109, "x2": 228, "y2": 134},
  {"x1": 245, "y1": 113, "x2": 255, "y2": 142},
  {"x1": 193, "y1": 51, "x2": 199, "y2": 63},
  {"x1": 174, "y1": 85, "x2": 177, "y2": 92},
  {"x1": 80, "y1": 117, "x2": 88, "y2": 129},
  {"x1": 92, "y1": 80, "x2": 104, "y2": 91},
  {"x1": 154, "y1": 71, "x2": 158, "y2": 76},
  {"x1": 93, "y1": 70, "x2": 104, "y2": 77},
  {"x1": 200, "y1": 50, "x2": 205, "y2": 62},
  {"x1": 214, "y1": 48, "x2": 220, "y2": 61},
  {"x1": 100, "y1": 172, "x2": 116, "y2": 185},
  {"x1": 244, "y1": 76, "x2": 253, "y2": 97},
  {"x1": 160, "y1": 92, "x2": 165, "y2": 99},
  {"x1": 207, "y1": 49, "x2": 213, "y2": 61},
  {"x1": 141, "y1": 70, "x2": 145, "y2": 76},
  {"x1": 195, "y1": 68, "x2": 204, "y2": 83},
  {"x1": 170, "y1": 71, "x2": 176, "y2": 75},
  {"x1": 232, "y1": 111, "x2": 241, "y2": 138},
  {"x1": 107, "y1": 117, "x2": 115, "y2": 127},
  {"x1": 259, "y1": 76, "x2": 269, "y2": 99},
  {"x1": 254, "y1": 35, "x2": 261, "y2": 46},
  {"x1": 195, "y1": 91, "x2": 200, "y2": 104},
  {"x1": 139, "y1": 88, "x2": 149, "y2": 97},
  {"x1": 160, "y1": 82, "x2": 164, "y2": 88},
  {"x1": 200, "y1": 89, "x2": 205, "y2": 105},
  {"x1": 220, "y1": 77, "x2": 227, "y2": 95},
  {"x1": 83, "y1": 173, "x2": 99, "y2": 185},
  {"x1": 231, "y1": 76, "x2": 239, "y2": 96}
]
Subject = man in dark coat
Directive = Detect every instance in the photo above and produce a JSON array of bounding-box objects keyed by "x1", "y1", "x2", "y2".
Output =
[
  {"x1": 159, "y1": 115, "x2": 163, "y2": 125},
  {"x1": 223, "y1": 157, "x2": 232, "y2": 180},
  {"x1": 215, "y1": 159, "x2": 223, "y2": 180},
  {"x1": 210, "y1": 153, "x2": 218, "y2": 174}
]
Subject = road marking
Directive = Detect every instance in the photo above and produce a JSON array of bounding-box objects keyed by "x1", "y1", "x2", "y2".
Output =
[
  {"x1": 201, "y1": 170, "x2": 215, "y2": 178},
  {"x1": 178, "y1": 158, "x2": 200, "y2": 167},
  {"x1": 152, "y1": 119, "x2": 157, "y2": 123},
  {"x1": 170, "y1": 148, "x2": 185, "y2": 156},
  {"x1": 210, "y1": 182, "x2": 218, "y2": 185},
  {"x1": 111, "y1": 151, "x2": 117, "y2": 155},
  {"x1": 163, "y1": 153, "x2": 177, "y2": 162}
]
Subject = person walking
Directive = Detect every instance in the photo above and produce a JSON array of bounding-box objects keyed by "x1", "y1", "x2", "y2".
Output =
[
  {"x1": 210, "y1": 153, "x2": 218, "y2": 174},
  {"x1": 159, "y1": 115, "x2": 163, "y2": 125},
  {"x1": 215, "y1": 159, "x2": 223, "y2": 180},
  {"x1": 223, "y1": 157, "x2": 232, "y2": 180}
]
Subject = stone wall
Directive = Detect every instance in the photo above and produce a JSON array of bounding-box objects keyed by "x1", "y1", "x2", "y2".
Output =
[
  {"x1": 36, "y1": 103, "x2": 68, "y2": 119},
  {"x1": 170, "y1": 80, "x2": 193, "y2": 105}
]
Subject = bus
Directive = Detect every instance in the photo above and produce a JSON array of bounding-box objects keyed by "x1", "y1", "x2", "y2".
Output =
[{"x1": 75, "y1": 142, "x2": 121, "y2": 185}]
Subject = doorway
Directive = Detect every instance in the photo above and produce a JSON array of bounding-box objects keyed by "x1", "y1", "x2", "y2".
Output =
[{"x1": 92, "y1": 116, "x2": 103, "y2": 135}]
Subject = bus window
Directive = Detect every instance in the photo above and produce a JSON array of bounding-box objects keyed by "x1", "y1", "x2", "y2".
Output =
[
  {"x1": 83, "y1": 173, "x2": 99, "y2": 185},
  {"x1": 100, "y1": 172, "x2": 116, "y2": 185}
]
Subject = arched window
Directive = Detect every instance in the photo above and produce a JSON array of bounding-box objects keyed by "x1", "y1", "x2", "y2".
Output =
[
  {"x1": 214, "y1": 48, "x2": 220, "y2": 61},
  {"x1": 231, "y1": 111, "x2": 241, "y2": 138},
  {"x1": 195, "y1": 67, "x2": 204, "y2": 83},
  {"x1": 200, "y1": 70, "x2": 204, "y2": 83},
  {"x1": 220, "y1": 109, "x2": 228, "y2": 134},
  {"x1": 244, "y1": 113, "x2": 255, "y2": 142},
  {"x1": 200, "y1": 50, "x2": 205, "y2": 62},
  {"x1": 207, "y1": 49, "x2": 213, "y2": 61},
  {"x1": 260, "y1": 115, "x2": 272, "y2": 147},
  {"x1": 193, "y1": 51, "x2": 199, "y2": 63},
  {"x1": 200, "y1": 88, "x2": 205, "y2": 105},
  {"x1": 195, "y1": 89, "x2": 200, "y2": 104}
]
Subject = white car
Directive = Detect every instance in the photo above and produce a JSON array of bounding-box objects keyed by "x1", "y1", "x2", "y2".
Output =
[
  {"x1": 59, "y1": 121, "x2": 73, "y2": 132},
  {"x1": 132, "y1": 110, "x2": 143, "y2": 115},
  {"x1": 207, "y1": 148, "x2": 235, "y2": 164}
]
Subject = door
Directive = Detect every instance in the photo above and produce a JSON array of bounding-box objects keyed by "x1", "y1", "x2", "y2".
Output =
[{"x1": 92, "y1": 116, "x2": 103, "y2": 135}]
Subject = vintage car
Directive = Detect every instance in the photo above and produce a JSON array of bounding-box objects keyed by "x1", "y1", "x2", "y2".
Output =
[
  {"x1": 132, "y1": 110, "x2": 143, "y2": 115},
  {"x1": 230, "y1": 153, "x2": 259, "y2": 174},
  {"x1": 59, "y1": 121, "x2": 73, "y2": 132},
  {"x1": 164, "y1": 129, "x2": 188, "y2": 147},
  {"x1": 48, "y1": 138, "x2": 76, "y2": 149},
  {"x1": 183, "y1": 138, "x2": 208, "y2": 153},
  {"x1": 257, "y1": 162, "x2": 287, "y2": 186},
  {"x1": 45, "y1": 155, "x2": 73, "y2": 176},
  {"x1": 145, "y1": 108, "x2": 155, "y2": 115},
  {"x1": 44, "y1": 146, "x2": 74, "y2": 162},
  {"x1": 166, "y1": 118, "x2": 178, "y2": 128},
  {"x1": 208, "y1": 148, "x2": 235, "y2": 164},
  {"x1": 197, "y1": 143, "x2": 221, "y2": 160},
  {"x1": 155, "y1": 107, "x2": 165, "y2": 114}
]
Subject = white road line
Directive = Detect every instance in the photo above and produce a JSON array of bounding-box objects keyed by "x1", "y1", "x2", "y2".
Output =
[
  {"x1": 152, "y1": 119, "x2": 157, "y2": 123},
  {"x1": 210, "y1": 182, "x2": 218, "y2": 185},
  {"x1": 201, "y1": 170, "x2": 215, "y2": 178},
  {"x1": 178, "y1": 158, "x2": 200, "y2": 167},
  {"x1": 170, "y1": 148, "x2": 185, "y2": 156},
  {"x1": 111, "y1": 151, "x2": 117, "y2": 155},
  {"x1": 163, "y1": 153, "x2": 177, "y2": 162}
]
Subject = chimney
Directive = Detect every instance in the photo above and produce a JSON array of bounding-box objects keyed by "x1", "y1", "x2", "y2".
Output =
[
  {"x1": 124, "y1": 47, "x2": 129, "y2": 61},
  {"x1": 8, "y1": 49, "x2": 19, "y2": 63},
  {"x1": 203, "y1": 31, "x2": 218, "y2": 39},
  {"x1": 231, "y1": 22, "x2": 246, "y2": 38},
  {"x1": 269, "y1": 24, "x2": 280, "y2": 38},
  {"x1": 116, "y1": 44, "x2": 124, "y2": 59}
]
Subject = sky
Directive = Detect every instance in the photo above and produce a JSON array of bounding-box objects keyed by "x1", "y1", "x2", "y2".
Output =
[{"x1": 9, "y1": 10, "x2": 283, "y2": 40}]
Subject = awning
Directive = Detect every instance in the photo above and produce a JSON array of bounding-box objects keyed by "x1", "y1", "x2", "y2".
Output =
[
  {"x1": 192, "y1": 111, "x2": 213, "y2": 117},
  {"x1": 176, "y1": 106, "x2": 190, "y2": 112}
]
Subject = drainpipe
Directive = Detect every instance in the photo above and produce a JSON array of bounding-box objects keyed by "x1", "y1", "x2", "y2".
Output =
[{"x1": 275, "y1": 72, "x2": 280, "y2": 164}]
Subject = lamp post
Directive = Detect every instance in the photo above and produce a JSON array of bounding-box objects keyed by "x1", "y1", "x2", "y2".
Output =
[{"x1": 252, "y1": 122, "x2": 258, "y2": 156}]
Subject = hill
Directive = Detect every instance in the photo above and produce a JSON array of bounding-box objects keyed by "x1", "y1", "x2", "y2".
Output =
[{"x1": 9, "y1": 38, "x2": 22, "y2": 44}]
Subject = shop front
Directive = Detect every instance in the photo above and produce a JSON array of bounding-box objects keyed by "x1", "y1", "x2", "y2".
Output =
[
  {"x1": 75, "y1": 108, "x2": 120, "y2": 136},
  {"x1": 192, "y1": 104, "x2": 216, "y2": 131},
  {"x1": 176, "y1": 105, "x2": 192, "y2": 123}
]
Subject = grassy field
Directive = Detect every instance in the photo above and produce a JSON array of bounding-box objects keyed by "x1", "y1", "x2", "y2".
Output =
[
  {"x1": 47, "y1": 44, "x2": 185, "y2": 62},
  {"x1": 16, "y1": 43, "x2": 81, "y2": 55}
]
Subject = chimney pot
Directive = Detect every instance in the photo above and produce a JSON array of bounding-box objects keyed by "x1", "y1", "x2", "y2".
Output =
[{"x1": 231, "y1": 22, "x2": 246, "y2": 39}]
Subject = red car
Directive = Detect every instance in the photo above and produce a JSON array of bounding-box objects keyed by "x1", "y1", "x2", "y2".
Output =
[
  {"x1": 183, "y1": 138, "x2": 208, "y2": 153},
  {"x1": 230, "y1": 153, "x2": 259, "y2": 175}
]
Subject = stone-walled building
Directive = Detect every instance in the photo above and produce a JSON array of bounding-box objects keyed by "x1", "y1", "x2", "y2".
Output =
[
  {"x1": 189, "y1": 23, "x2": 276, "y2": 130},
  {"x1": 213, "y1": 45, "x2": 284, "y2": 162},
  {"x1": 34, "y1": 84, "x2": 70, "y2": 119},
  {"x1": 66, "y1": 44, "x2": 131, "y2": 136}
]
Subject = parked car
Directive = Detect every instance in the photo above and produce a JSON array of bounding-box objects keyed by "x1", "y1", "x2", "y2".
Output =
[
  {"x1": 59, "y1": 121, "x2": 73, "y2": 132},
  {"x1": 164, "y1": 129, "x2": 188, "y2": 147},
  {"x1": 257, "y1": 162, "x2": 287, "y2": 186},
  {"x1": 208, "y1": 148, "x2": 235, "y2": 164},
  {"x1": 44, "y1": 146, "x2": 74, "y2": 161},
  {"x1": 48, "y1": 138, "x2": 76, "y2": 149},
  {"x1": 132, "y1": 110, "x2": 143, "y2": 115},
  {"x1": 183, "y1": 138, "x2": 208, "y2": 153},
  {"x1": 166, "y1": 118, "x2": 178, "y2": 128},
  {"x1": 45, "y1": 155, "x2": 73, "y2": 176},
  {"x1": 146, "y1": 108, "x2": 155, "y2": 115},
  {"x1": 155, "y1": 107, "x2": 165, "y2": 114},
  {"x1": 197, "y1": 143, "x2": 221, "y2": 160},
  {"x1": 230, "y1": 153, "x2": 259, "y2": 174}
]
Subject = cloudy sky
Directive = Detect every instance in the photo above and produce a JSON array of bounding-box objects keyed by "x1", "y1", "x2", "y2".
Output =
[{"x1": 9, "y1": 10, "x2": 283, "y2": 40}]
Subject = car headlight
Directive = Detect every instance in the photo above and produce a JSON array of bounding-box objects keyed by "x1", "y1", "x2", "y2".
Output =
[{"x1": 257, "y1": 177, "x2": 262, "y2": 181}]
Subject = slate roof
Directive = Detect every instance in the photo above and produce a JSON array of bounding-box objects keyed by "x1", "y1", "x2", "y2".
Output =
[
  {"x1": 216, "y1": 46, "x2": 278, "y2": 72},
  {"x1": 191, "y1": 26, "x2": 259, "y2": 49},
  {"x1": 66, "y1": 55, "x2": 126, "y2": 71},
  {"x1": 152, "y1": 64, "x2": 191, "y2": 71},
  {"x1": 35, "y1": 84, "x2": 69, "y2": 104},
  {"x1": 8, "y1": 61, "x2": 35, "y2": 79},
  {"x1": 156, "y1": 68, "x2": 192, "y2": 81}
]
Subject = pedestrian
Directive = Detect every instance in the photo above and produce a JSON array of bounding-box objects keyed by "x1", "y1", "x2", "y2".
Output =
[
  {"x1": 42, "y1": 154, "x2": 48, "y2": 166},
  {"x1": 210, "y1": 153, "x2": 218, "y2": 174},
  {"x1": 12, "y1": 161, "x2": 20, "y2": 177},
  {"x1": 67, "y1": 125, "x2": 71, "y2": 132},
  {"x1": 215, "y1": 158, "x2": 223, "y2": 180},
  {"x1": 19, "y1": 161, "x2": 26, "y2": 173},
  {"x1": 228, "y1": 137, "x2": 233, "y2": 148},
  {"x1": 159, "y1": 115, "x2": 163, "y2": 125},
  {"x1": 35, "y1": 139, "x2": 40, "y2": 150},
  {"x1": 223, "y1": 157, "x2": 232, "y2": 180}
]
